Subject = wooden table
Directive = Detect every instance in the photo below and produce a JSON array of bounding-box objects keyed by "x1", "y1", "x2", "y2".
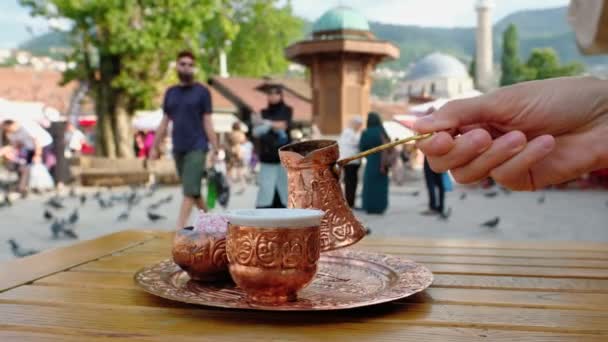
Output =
[{"x1": 2, "y1": 230, "x2": 608, "y2": 341}]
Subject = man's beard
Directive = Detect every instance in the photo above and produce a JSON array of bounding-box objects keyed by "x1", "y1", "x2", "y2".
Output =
[{"x1": 178, "y1": 72, "x2": 194, "y2": 84}]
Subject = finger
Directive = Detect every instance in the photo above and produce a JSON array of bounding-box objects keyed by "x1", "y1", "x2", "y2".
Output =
[
  {"x1": 490, "y1": 135, "x2": 556, "y2": 190},
  {"x1": 426, "y1": 129, "x2": 492, "y2": 173},
  {"x1": 413, "y1": 97, "x2": 492, "y2": 133},
  {"x1": 451, "y1": 131, "x2": 527, "y2": 184},
  {"x1": 415, "y1": 131, "x2": 455, "y2": 157},
  {"x1": 529, "y1": 133, "x2": 601, "y2": 189}
]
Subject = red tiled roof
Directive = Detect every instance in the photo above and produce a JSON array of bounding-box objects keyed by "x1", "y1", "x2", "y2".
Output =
[
  {"x1": 210, "y1": 77, "x2": 312, "y2": 122},
  {"x1": 207, "y1": 84, "x2": 237, "y2": 113},
  {"x1": 0, "y1": 67, "x2": 77, "y2": 113},
  {"x1": 210, "y1": 76, "x2": 410, "y2": 123},
  {"x1": 371, "y1": 101, "x2": 409, "y2": 120}
]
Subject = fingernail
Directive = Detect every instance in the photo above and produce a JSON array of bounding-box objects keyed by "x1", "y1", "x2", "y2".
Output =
[
  {"x1": 416, "y1": 115, "x2": 435, "y2": 127},
  {"x1": 504, "y1": 131, "x2": 525, "y2": 149},
  {"x1": 537, "y1": 135, "x2": 555, "y2": 151},
  {"x1": 470, "y1": 130, "x2": 490, "y2": 152}
]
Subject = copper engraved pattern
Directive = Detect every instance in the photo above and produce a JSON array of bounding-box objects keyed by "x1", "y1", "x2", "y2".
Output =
[
  {"x1": 134, "y1": 250, "x2": 434, "y2": 311},
  {"x1": 279, "y1": 140, "x2": 366, "y2": 252},
  {"x1": 172, "y1": 229, "x2": 229, "y2": 281},
  {"x1": 227, "y1": 227, "x2": 320, "y2": 268}
]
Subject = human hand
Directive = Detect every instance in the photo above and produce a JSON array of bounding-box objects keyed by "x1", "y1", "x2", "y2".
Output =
[{"x1": 414, "y1": 77, "x2": 608, "y2": 190}]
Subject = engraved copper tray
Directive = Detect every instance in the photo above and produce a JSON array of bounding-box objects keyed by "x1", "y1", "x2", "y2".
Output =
[{"x1": 134, "y1": 250, "x2": 433, "y2": 311}]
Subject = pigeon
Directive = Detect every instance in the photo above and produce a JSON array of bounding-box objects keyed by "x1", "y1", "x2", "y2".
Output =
[
  {"x1": 44, "y1": 209, "x2": 54, "y2": 221},
  {"x1": 365, "y1": 227, "x2": 372, "y2": 235},
  {"x1": 438, "y1": 207, "x2": 452, "y2": 221},
  {"x1": 537, "y1": 194, "x2": 546, "y2": 204},
  {"x1": 409, "y1": 191, "x2": 420, "y2": 197},
  {"x1": 459, "y1": 193, "x2": 467, "y2": 200},
  {"x1": 481, "y1": 217, "x2": 500, "y2": 228},
  {"x1": 7, "y1": 239, "x2": 38, "y2": 257},
  {"x1": 127, "y1": 192, "x2": 141, "y2": 207},
  {"x1": 50, "y1": 220, "x2": 64, "y2": 239},
  {"x1": 69, "y1": 187, "x2": 77, "y2": 198},
  {"x1": 97, "y1": 198, "x2": 113, "y2": 209},
  {"x1": 116, "y1": 211, "x2": 130, "y2": 221},
  {"x1": 93, "y1": 191, "x2": 102, "y2": 199},
  {"x1": 160, "y1": 195, "x2": 173, "y2": 204},
  {"x1": 500, "y1": 187, "x2": 512, "y2": 195},
  {"x1": 144, "y1": 183, "x2": 159, "y2": 198},
  {"x1": 605, "y1": 200, "x2": 608, "y2": 208},
  {"x1": 147, "y1": 202, "x2": 161, "y2": 211},
  {"x1": 147, "y1": 212, "x2": 166, "y2": 222},
  {"x1": 483, "y1": 191, "x2": 498, "y2": 198},
  {"x1": 46, "y1": 197, "x2": 65, "y2": 209},
  {"x1": 62, "y1": 227, "x2": 79, "y2": 239},
  {"x1": 68, "y1": 209, "x2": 79, "y2": 225},
  {"x1": 80, "y1": 194, "x2": 87, "y2": 206}
]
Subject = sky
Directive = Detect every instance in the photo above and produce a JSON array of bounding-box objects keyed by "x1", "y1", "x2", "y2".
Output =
[
  {"x1": 290, "y1": 0, "x2": 570, "y2": 27},
  {"x1": 1, "y1": 0, "x2": 570, "y2": 48}
]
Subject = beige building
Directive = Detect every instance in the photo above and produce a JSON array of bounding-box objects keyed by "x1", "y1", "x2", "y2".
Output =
[{"x1": 397, "y1": 52, "x2": 474, "y2": 100}]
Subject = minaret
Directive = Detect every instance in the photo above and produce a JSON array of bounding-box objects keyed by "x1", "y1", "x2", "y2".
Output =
[{"x1": 475, "y1": 0, "x2": 494, "y2": 91}]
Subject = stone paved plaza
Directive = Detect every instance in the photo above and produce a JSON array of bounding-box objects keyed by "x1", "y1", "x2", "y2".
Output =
[{"x1": 1, "y1": 173, "x2": 607, "y2": 262}]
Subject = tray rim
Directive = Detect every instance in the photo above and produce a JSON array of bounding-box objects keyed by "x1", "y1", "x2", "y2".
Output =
[{"x1": 134, "y1": 249, "x2": 434, "y2": 311}]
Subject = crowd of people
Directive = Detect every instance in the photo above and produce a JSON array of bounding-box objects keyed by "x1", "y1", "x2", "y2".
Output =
[
  {"x1": 4, "y1": 49, "x2": 606, "y2": 232},
  {"x1": 0, "y1": 119, "x2": 86, "y2": 196}
]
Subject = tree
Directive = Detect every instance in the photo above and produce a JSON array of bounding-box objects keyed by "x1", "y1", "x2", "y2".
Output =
[
  {"x1": 228, "y1": 0, "x2": 303, "y2": 77},
  {"x1": 523, "y1": 48, "x2": 584, "y2": 81},
  {"x1": 468, "y1": 57, "x2": 476, "y2": 86},
  {"x1": 500, "y1": 24, "x2": 521, "y2": 86},
  {"x1": 500, "y1": 24, "x2": 585, "y2": 87},
  {"x1": 20, "y1": 1, "x2": 303, "y2": 157},
  {"x1": 20, "y1": 0, "x2": 236, "y2": 158},
  {"x1": 371, "y1": 77, "x2": 396, "y2": 100}
]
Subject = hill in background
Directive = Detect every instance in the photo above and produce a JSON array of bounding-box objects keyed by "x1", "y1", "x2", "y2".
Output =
[{"x1": 16, "y1": 6, "x2": 608, "y2": 72}]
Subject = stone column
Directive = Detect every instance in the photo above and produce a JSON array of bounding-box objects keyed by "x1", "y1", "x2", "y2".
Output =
[{"x1": 475, "y1": 0, "x2": 494, "y2": 91}]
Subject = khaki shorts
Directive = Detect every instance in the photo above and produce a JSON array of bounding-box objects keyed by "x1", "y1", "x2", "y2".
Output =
[{"x1": 174, "y1": 150, "x2": 206, "y2": 197}]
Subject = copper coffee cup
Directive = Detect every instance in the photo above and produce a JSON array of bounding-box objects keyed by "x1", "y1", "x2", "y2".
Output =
[{"x1": 225, "y1": 209, "x2": 324, "y2": 304}]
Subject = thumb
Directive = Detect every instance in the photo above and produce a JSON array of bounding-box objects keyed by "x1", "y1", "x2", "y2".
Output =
[{"x1": 413, "y1": 97, "x2": 493, "y2": 133}]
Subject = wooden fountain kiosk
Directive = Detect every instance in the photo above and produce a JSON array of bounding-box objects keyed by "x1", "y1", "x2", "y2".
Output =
[{"x1": 285, "y1": 7, "x2": 399, "y2": 135}]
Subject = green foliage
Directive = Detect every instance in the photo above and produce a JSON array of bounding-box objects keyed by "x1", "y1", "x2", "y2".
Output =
[
  {"x1": 21, "y1": 6, "x2": 608, "y2": 74},
  {"x1": 498, "y1": 24, "x2": 584, "y2": 86},
  {"x1": 522, "y1": 48, "x2": 584, "y2": 80},
  {"x1": 228, "y1": 0, "x2": 304, "y2": 77},
  {"x1": 19, "y1": 0, "x2": 303, "y2": 156},
  {"x1": 500, "y1": 24, "x2": 521, "y2": 86},
  {"x1": 19, "y1": 0, "x2": 227, "y2": 111},
  {"x1": 468, "y1": 57, "x2": 476, "y2": 80},
  {"x1": 371, "y1": 77, "x2": 396, "y2": 100}
]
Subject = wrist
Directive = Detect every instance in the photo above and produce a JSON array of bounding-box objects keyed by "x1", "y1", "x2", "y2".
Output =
[{"x1": 597, "y1": 114, "x2": 608, "y2": 169}]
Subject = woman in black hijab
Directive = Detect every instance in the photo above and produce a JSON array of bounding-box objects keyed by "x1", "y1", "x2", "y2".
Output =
[{"x1": 359, "y1": 112, "x2": 391, "y2": 214}]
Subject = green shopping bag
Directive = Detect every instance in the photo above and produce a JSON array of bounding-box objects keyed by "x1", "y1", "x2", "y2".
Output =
[{"x1": 207, "y1": 179, "x2": 217, "y2": 210}]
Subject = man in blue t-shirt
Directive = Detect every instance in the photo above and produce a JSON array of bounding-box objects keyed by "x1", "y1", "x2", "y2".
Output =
[{"x1": 151, "y1": 50, "x2": 218, "y2": 229}]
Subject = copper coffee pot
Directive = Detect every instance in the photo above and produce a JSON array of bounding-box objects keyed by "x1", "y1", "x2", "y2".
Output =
[{"x1": 279, "y1": 133, "x2": 432, "y2": 252}]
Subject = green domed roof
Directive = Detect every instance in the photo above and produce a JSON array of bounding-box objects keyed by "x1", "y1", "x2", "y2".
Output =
[{"x1": 312, "y1": 6, "x2": 370, "y2": 33}]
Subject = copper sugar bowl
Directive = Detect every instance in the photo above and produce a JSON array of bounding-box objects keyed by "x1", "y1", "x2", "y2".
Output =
[
  {"x1": 279, "y1": 140, "x2": 366, "y2": 252},
  {"x1": 172, "y1": 227, "x2": 229, "y2": 281}
]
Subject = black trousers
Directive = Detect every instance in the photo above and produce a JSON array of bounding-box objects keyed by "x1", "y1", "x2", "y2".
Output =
[
  {"x1": 257, "y1": 190, "x2": 285, "y2": 209},
  {"x1": 424, "y1": 158, "x2": 445, "y2": 213},
  {"x1": 343, "y1": 164, "x2": 360, "y2": 208}
]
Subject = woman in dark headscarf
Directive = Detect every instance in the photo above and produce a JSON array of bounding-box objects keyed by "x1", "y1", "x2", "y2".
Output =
[
  {"x1": 359, "y1": 112, "x2": 391, "y2": 214},
  {"x1": 251, "y1": 85, "x2": 293, "y2": 208}
]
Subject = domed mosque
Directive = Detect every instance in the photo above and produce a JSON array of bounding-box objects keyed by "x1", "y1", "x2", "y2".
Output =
[
  {"x1": 285, "y1": 7, "x2": 399, "y2": 135},
  {"x1": 398, "y1": 52, "x2": 475, "y2": 99}
]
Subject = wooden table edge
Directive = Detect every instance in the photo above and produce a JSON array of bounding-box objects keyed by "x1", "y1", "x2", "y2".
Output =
[{"x1": 0, "y1": 229, "x2": 164, "y2": 293}]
